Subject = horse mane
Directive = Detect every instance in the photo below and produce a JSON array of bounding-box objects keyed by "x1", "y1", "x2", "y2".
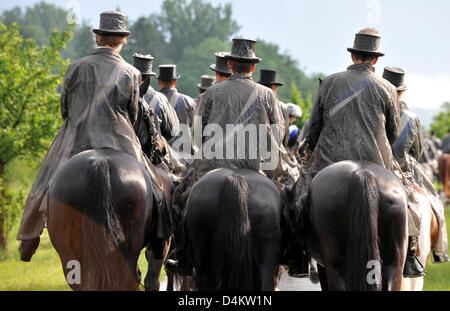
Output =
[{"x1": 211, "y1": 174, "x2": 254, "y2": 290}]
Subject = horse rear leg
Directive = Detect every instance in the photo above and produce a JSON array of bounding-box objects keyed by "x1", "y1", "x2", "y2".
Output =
[
  {"x1": 317, "y1": 264, "x2": 328, "y2": 291},
  {"x1": 378, "y1": 203, "x2": 408, "y2": 291}
]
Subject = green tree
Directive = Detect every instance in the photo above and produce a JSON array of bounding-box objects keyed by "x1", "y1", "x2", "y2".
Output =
[
  {"x1": 121, "y1": 14, "x2": 169, "y2": 66},
  {"x1": 430, "y1": 102, "x2": 450, "y2": 139},
  {"x1": 0, "y1": 1, "x2": 68, "y2": 46},
  {"x1": 177, "y1": 37, "x2": 230, "y2": 97},
  {"x1": 290, "y1": 83, "x2": 313, "y2": 129},
  {"x1": 255, "y1": 40, "x2": 324, "y2": 103},
  {"x1": 63, "y1": 21, "x2": 95, "y2": 62},
  {"x1": 0, "y1": 22, "x2": 72, "y2": 253},
  {"x1": 158, "y1": 0, "x2": 239, "y2": 62}
]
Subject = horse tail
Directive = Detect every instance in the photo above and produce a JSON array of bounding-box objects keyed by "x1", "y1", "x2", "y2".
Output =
[
  {"x1": 345, "y1": 169, "x2": 381, "y2": 291},
  {"x1": 212, "y1": 174, "x2": 253, "y2": 290},
  {"x1": 81, "y1": 157, "x2": 128, "y2": 290}
]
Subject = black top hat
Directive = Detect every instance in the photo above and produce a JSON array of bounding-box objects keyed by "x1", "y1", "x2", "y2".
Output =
[
  {"x1": 226, "y1": 38, "x2": 262, "y2": 63},
  {"x1": 92, "y1": 11, "x2": 130, "y2": 36},
  {"x1": 133, "y1": 53, "x2": 156, "y2": 76},
  {"x1": 210, "y1": 52, "x2": 231, "y2": 76},
  {"x1": 197, "y1": 75, "x2": 215, "y2": 90},
  {"x1": 158, "y1": 64, "x2": 180, "y2": 81},
  {"x1": 382, "y1": 66, "x2": 407, "y2": 91},
  {"x1": 347, "y1": 28, "x2": 384, "y2": 57},
  {"x1": 258, "y1": 69, "x2": 284, "y2": 86}
]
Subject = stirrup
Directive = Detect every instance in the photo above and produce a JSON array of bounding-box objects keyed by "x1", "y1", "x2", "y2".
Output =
[{"x1": 403, "y1": 255, "x2": 426, "y2": 278}]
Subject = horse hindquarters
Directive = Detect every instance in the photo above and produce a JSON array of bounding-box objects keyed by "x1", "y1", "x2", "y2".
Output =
[{"x1": 48, "y1": 152, "x2": 147, "y2": 291}]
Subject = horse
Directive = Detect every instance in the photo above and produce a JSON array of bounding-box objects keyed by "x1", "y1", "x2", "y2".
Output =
[
  {"x1": 47, "y1": 148, "x2": 166, "y2": 290},
  {"x1": 144, "y1": 238, "x2": 194, "y2": 291},
  {"x1": 303, "y1": 160, "x2": 409, "y2": 291},
  {"x1": 184, "y1": 168, "x2": 283, "y2": 290},
  {"x1": 401, "y1": 183, "x2": 440, "y2": 291},
  {"x1": 438, "y1": 154, "x2": 450, "y2": 202}
]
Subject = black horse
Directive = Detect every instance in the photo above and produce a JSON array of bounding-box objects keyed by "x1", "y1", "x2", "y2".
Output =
[
  {"x1": 184, "y1": 168, "x2": 283, "y2": 290},
  {"x1": 303, "y1": 160, "x2": 408, "y2": 291}
]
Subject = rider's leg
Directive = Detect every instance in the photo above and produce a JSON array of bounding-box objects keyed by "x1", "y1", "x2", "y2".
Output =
[
  {"x1": 403, "y1": 202, "x2": 426, "y2": 277},
  {"x1": 164, "y1": 169, "x2": 194, "y2": 276},
  {"x1": 429, "y1": 196, "x2": 449, "y2": 263}
]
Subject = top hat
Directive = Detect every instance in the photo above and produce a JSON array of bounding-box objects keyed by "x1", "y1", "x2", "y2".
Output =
[
  {"x1": 226, "y1": 38, "x2": 262, "y2": 63},
  {"x1": 210, "y1": 52, "x2": 231, "y2": 76},
  {"x1": 197, "y1": 75, "x2": 216, "y2": 90},
  {"x1": 258, "y1": 69, "x2": 284, "y2": 86},
  {"x1": 382, "y1": 66, "x2": 408, "y2": 91},
  {"x1": 347, "y1": 28, "x2": 384, "y2": 57},
  {"x1": 158, "y1": 64, "x2": 180, "y2": 81},
  {"x1": 133, "y1": 53, "x2": 156, "y2": 76},
  {"x1": 92, "y1": 11, "x2": 130, "y2": 36}
]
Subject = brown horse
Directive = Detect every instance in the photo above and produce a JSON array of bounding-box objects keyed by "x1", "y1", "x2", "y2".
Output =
[
  {"x1": 47, "y1": 149, "x2": 169, "y2": 290},
  {"x1": 401, "y1": 183, "x2": 440, "y2": 291},
  {"x1": 438, "y1": 154, "x2": 450, "y2": 201}
]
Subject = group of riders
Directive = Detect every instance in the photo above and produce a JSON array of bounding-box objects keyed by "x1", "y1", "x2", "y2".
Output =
[{"x1": 16, "y1": 11, "x2": 449, "y2": 287}]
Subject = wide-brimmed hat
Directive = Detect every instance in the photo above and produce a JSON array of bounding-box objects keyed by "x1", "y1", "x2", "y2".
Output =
[
  {"x1": 210, "y1": 52, "x2": 231, "y2": 76},
  {"x1": 92, "y1": 11, "x2": 130, "y2": 36},
  {"x1": 197, "y1": 75, "x2": 216, "y2": 90},
  {"x1": 158, "y1": 64, "x2": 180, "y2": 81},
  {"x1": 133, "y1": 53, "x2": 156, "y2": 76},
  {"x1": 347, "y1": 28, "x2": 384, "y2": 57},
  {"x1": 383, "y1": 66, "x2": 408, "y2": 91},
  {"x1": 258, "y1": 69, "x2": 284, "y2": 86},
  {"x1": 226, "y1": 38, "x2": 262, "y2": 63}
]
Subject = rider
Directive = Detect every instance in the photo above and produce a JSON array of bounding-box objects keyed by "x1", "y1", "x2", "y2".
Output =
[
  {"x1": 442, "y1": 130, "x2": 450, "y2": 154},
  {"x1": 384, "y1": 66, "x2": 448, "y2": 266},
  {"x1": 286, "y1": 103, "x2": 303, "y2": 153},
  {"x1": 209, "y1": 51, "x2": 232, "y2": 82},
  {"x1": 258, "y1": 69, "x2": 300, "y2": 190},
  {"x1": 295, "y1": 28, "x2": 424, "y2": 277},
  {"x1": 157, "y1": 64, "x2": 196, "y2": 153},
  {"x1": 132, "y1": 53, "x2": 186, "y2": 178},
  {"x1": 195, "y1": 75, "x2": 216, "y2": 103},
  {"x1": 17, "y1": 11, "x2": 169, "y2": 261},
  {"x1": 165, "y1": 38, "x2": 285, "y2": 276}
]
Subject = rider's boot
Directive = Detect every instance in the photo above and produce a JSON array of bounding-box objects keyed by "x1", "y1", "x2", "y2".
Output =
[
  {"x1": 18, "y1": 237, "x2": 40, "y2": 262},
  {"x1": 164, "y1": 216, "x2": 193, "y2": 276},
  {"x1": 403, "y1": 236, "x2": 426, "y2": 278},
  {"x1": 432, "y1": 252, "x2": 449, "y2": 264},
  {"x1": 165, "y1": 250, "x2": 193, "y2": 276}
]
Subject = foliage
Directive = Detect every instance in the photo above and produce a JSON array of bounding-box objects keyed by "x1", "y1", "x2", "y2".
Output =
[
  {"x1": 158, "y1": 0, "x2": 239, "y2": 62},
  {"x1": 0, "y1": 21, "x2": 72, "y2": 251},
  {"x1": 121, "y1": 14, "x2": 168, "y2": 66},
  {"x1": 63, "y1": 21, "x2": 95, "y2": 62},
  {"x1": 0, "y1": 1, "x2": 69, "y2": 46},
  {"x1": 429, "y1": 102, "x2": 450, "y2": 139},
  {"x1": 255, "y1": 40, "x2": 323, "y2": 104},
  {"x1": 177, "y1": 37, "x2": 229, "y2": 97},
  {"x1": 290, "y1": 83, "x2": 313, "y2": 129}
]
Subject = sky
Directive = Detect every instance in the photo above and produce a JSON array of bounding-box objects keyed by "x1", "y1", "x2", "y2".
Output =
[{"x1": 1, "y1": 0, "x2": 450, "y2": 112}]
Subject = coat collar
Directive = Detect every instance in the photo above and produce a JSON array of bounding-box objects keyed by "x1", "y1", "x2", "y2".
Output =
[
  {"x1": 228, "y1": 73, "x2": 253, "y2": 81},
  {"x1": 90, "y1": 47, "x2": 124, "y2": 62},
  {"x1": 160, "y1": 86, "x2": 177, "y2": 94},
  {"x1": 347, "y1": 63, "x2": 375, "y2": 73}
]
